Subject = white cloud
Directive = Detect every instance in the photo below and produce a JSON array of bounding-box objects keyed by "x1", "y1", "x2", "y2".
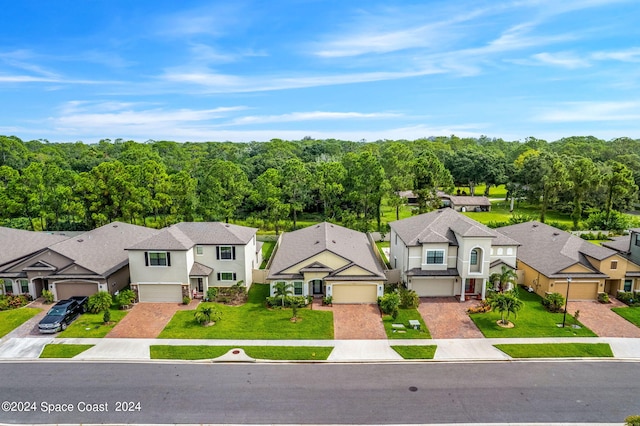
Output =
[
  {"x1": 535, "y1": 101, "x2": 640, "y2": 122},
  {"x1": 229, "y1": 111, "x2": 401, "y2": 126},
  {"x1": 592, "y1": 47, "x2": 640, "y2": 63},
  {"x1": 531, "y1": 52, "x2": 591, "y2": 68}
]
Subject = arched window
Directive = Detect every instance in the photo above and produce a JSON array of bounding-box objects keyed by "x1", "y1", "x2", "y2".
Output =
[{"x1": 470, "y1": 248, "x2": 482, "y2": 273}]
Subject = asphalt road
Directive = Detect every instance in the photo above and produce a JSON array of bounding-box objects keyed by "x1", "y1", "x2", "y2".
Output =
[{"x1": 0, "y1": 361, "x2": 638, "y2": 424}]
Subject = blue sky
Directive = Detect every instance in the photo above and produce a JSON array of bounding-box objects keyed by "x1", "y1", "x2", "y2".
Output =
[{"x1": 1, "y1": 0, "x2": 639, "y2": 143}]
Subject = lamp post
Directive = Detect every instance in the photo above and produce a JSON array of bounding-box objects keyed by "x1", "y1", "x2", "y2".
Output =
[{"x1": 562, "y1": 276, "x2": 572, "y2": 328}]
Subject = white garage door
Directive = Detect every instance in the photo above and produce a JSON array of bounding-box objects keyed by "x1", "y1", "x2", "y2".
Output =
[
  {"x1": 411, "y1": 278, "x2": 455, "y2": 297},
  {"x1": 56, "y1": 282, "x2": 99, "y2": 300},
  {"x1": 138, "y1": 284, "x2": 183, "y2": 303},
  {"x1": 332, "y1": 284, "x2": 378, "y2": 304}
]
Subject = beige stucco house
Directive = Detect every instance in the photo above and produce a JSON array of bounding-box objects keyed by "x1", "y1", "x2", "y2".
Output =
[
  {"x1": 127, "y1": 222, "x2": 261, "y2": 302},
  {"x1": 266, "y1": 222, "x2": 387, "y2": 304},
  {"x1": 389, "y1": 208, "x2": 519, "y2": 300}
]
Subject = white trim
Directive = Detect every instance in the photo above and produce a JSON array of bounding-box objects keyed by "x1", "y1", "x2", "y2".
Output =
[
  {"x1": 219, "y1": 246, "x2": 234, "y2": 261},
  {"x1": 195, "y1": 245, "x2": 204, "y2": 256}
]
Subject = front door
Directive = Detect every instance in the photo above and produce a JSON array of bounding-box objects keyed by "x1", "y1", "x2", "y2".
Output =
[
  {"x1": 197, "y1": 278, "x2": 204, "y2": 292},
  {"x1": 312, "y1": 280, "x2": 323, "y2": 295},
  {"x1": 465, "y1": 278, "x2": 476, "y2": 293}
]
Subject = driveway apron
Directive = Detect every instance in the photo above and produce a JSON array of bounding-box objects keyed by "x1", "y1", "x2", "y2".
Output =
[
  {"x1": 331, "y1": 304, "x2": 387, "y2": 339},
  {"x1": 418, "y1": 297, "x2": 484, "y2": 339},
  {"x1": 568, "y1": 299, "x2": 640, "y2": 338},
  {"x1": 106, "y1": 302, "x2": 189, "y2": 338}
]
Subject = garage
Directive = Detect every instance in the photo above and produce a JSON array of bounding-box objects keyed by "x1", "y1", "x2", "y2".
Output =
[
  {"x1": 55, "y1": 281, "x2": 99, "y2": 301},
  {"x1": 553, "y1": 281, "x2": 599, "y2": 300},
  {"x1": 411, "y1": 278, "x2": 455, "y2": 297},
  {"x1": 331, "y1": 283, "x2": 378, "y2": 304},
  {"x1": 137, "y1": 284, "x2": 183, "y2": 303}
]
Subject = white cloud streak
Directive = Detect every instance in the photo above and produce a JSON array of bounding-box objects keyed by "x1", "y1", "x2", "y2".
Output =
[{"x1": 535, "y1": 101, "x2": 640, "y2": 122}]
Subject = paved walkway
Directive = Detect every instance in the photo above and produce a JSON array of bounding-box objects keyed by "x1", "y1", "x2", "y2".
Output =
[
  {"x1": 106, "y1": 300, "x2": 197, "y2": 338},
  {"x1": 329, "y1": 304, "x2": 387, "y2": 340},
  {"x1": 418, "y1": 297, "x2": 484, "y2": 339},
  {"x1": 569, "y1": 299, "x2": 640, "y2": 338}
]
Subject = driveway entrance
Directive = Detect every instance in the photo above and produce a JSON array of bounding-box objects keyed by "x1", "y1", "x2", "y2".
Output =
[
  {"x1": 569, "y1": 299, "x2": 640, "y2": 338},
  {"x1": 418, "y1": 297, "x2": 484, "y2": 339},
  {"x1": 106, "y1": 301, "x2": 196, "y2": 338},
  {"x1": 331, "y1": 304, "x2": 386, "y2": 339}
]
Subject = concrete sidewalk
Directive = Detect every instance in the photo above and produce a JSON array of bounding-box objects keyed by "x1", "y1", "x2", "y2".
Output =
[{"x1": 1, "y1": 336, "x2": 640, "y2": 362}]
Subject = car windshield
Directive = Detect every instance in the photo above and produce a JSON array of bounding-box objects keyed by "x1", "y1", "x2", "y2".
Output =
[{"x1": 47, "y1": 307, "x2": 66, "y2": 316}]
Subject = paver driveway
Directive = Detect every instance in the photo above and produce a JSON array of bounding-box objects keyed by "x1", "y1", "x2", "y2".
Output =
[
  {"x1": 569, "y1": 299, "x2": 640, "y2": 338},
  {"x1": 331, "y1": 304, "x2": 386, "y2": 340},
  {"x1": 106, "y1": 300, "x2": 196, "y2": 338},
  {"x1": 418, "y1": 297, "x2": 484, "y2": 339}
]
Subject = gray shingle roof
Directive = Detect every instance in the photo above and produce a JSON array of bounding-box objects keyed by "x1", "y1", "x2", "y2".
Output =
[
  {"x1": 444, "y1": 195, "x2": 491, "y2": 206},
  {"x1": 128, "y1": 222, "x2": 257, "y2": 250},
  {"x1": 267, "y1": 222, "x2": 386, "y2": 280},
  {"x1": 497, "y1": 221, "x2": 616, "y2": 278},
  {"x1": 48, "y1": 222, "x2": 160, "y2": 276},
  {"x1": 0, "y1": 227, "x2": 69, "y2": 267},
  {"x1": 190, "y1": 262, "x2": 214, "y2": 277},
  {"x1": 390, "y1": 208, "x2": 519, "y2": 247},
  {"x1": 602, "y1": 235, "x2": 631, "y2": 253}
]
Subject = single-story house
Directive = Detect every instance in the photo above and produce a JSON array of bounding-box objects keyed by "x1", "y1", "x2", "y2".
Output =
[
  {"x1": 602, "y1": 228, "x2": 640, "y2": 293},
  {"x1": 266, "y1": 222, "x2": 387, "y2": 304},
  {"x1": 389, "y1": 208, "x2": 519, "y2": 300},
  {"x1": 497, "y1": 221, "x2": 640, "y2": 300},
  {"x1": 440, "y1": 194, "x2": 491, "y2": 212},
  {"x1": 127, "y1": 222, "x2": 261, "y2": 303},
  {"x1": 0, "y1": 222, "x2": 159, "y2": 300}
]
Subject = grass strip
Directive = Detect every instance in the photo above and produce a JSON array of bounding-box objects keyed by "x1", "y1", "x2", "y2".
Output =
[
  {"x1": 612, "y1": 306, "x2": 640, "y2": 327},
  {"x1": 0, "y1": 308, "x2": 41, "y2": 338},
  {"x1": 40, "y1": 344, "x2": 94, "y2": 358},
  {"x1": 494, "y1": 343, "x2": 613, "y2": 358},
  {"x1": 391, "y1": 345, "x2": 436, "y2": 359},
  {"x1": 382, "y1": 308, "x2": 431, "y2": 339},
  {"x1": 57, "y1": 309, "x2": 128, "y2": 338},
  {"x1": 150, "y1": 345, "x2": 333, "y2": 360}
]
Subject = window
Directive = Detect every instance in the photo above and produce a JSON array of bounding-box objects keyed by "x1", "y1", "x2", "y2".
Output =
[
  {"x1": 19, "y1": 279, "x2": 29, "y2": 293},
  {"x1": 3, "y1": 279, "x2": 13, "y2": 294},
  {"x1": 145, "y1": 251, "x2": 170, "y2": 267},
  {"x1": 635, "y1": 234, "x2": 640, "y2": 247},
  {"x1": 470, "y1": 250, "x2": 478, "y2": 265},
  {"x1": 507, "y1": 248, "x2": 513, "y2": 255},
  {"x1": 425, "y1": 250, "x2": 445, "y2": 265},
  {"x1": 293, "y1": 281, "x2": 303, "y2": 295},
  {"x1": 195, "y1": 245, "x2": 204, "y2": 256},
  {"x1": 218, "y1": 272, "x2": 236, "y2": 281},
  {"x1": 497, "y1": 248, "x2": 504, "y2": 255},
  {"x1": 217, "y1": 246, "x2": 235, "y2": 260},
  {"x1": 611, "y1": 260, "x2": 618, "y2": 270},
  {"x1": 624, "y1": 279, "x2": 633, "y2": 292}
]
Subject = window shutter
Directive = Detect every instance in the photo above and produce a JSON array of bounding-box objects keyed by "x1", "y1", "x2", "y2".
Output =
[
  {"x1": 217, "y1": 273, "x2": 221, "y2": 281},
  {"x1": 233, "y1": 273, "x2": 237, "y2": 280},
  {"x1": 167, "y1": 252, "x2": 171, "y2": 266},
  {"x1": 232, "y1": 246, "x2": 236, "y2": 259},
  {"x1": 144, "y1": 252, "x2": 149, "y2": 266},
  {"x1": 216, "y1": 247, "x2": 220, "y2": 260}
]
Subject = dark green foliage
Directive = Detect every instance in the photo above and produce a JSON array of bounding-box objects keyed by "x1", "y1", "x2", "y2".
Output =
[
  {"x1": 616, "y1": 291, "x2": 640, "y2": 307},
  {"x1": 542, "y1": 292, "x2": 565, "y2": 313},
  {"x1": 115, "y1": 289, "x2": 136, "y2": 307},
  {"x1": 265, "y1": 295, "x2": 307, "y2": 308},
  {"x1": 88, "y1": 291, "x2": 113, "y2": 314},
  {"x1": 378, "y1": 292, "x2": 400, "y2": 318},
  {"x1": 597, "y1": 292, "x2": 610, "y2": 303},
  {"x1": 625, "y1": 415, "x2": 640, "y2": 426},
  {"x1": 399, "y1": 287, "x2": 419, "y2": 309},
  {"x1": 103, "y1": 309, "x2": 111, "y2": 323},
  {"x1": 585, "y1": 210, "x2": 631, "y2": 232},
  {"x1": 206, "y1": 287, "x2": 218, "y2": 301}
]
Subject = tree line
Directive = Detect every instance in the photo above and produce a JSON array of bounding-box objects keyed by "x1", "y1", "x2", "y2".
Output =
[{"x1": 0, "y1": 134, "x2": 638, "y2": 232}]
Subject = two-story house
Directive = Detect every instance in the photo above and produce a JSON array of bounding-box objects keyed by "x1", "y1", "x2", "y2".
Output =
[
  {"x1": 389, "y1": 209, "x2": 519, "y2": 300},
  {"x1": 127, "y1": 222, "x2": 261, "y2": 303},
  {"x1": 602, "y1": 228, "x2": 640, "y2": 294}
]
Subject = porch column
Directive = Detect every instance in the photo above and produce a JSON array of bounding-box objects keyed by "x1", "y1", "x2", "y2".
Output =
[
  {"x1": 459, "y1": 278, "x2": 465, "y2": 302},
  {"x1": 481, "y1": 278, "x2": 486, "y2": 300}
]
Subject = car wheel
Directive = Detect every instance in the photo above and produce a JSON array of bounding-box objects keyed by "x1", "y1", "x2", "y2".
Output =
[{"x1": 61, "y1": 322, "x2": 67, "y2": 331}]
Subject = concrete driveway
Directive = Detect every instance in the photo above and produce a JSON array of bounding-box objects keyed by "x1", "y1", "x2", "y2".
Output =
[
  {"x1": 568, "y1": 299, "x2": 640, "y2": 338},
  {"x1": 331, "y1": 304, "x2": 387, "y2": 340},
  {"x1": 418, "y1": 297, "x2": 484, "y2": 339},
  {"x1": 106, "y1": 301, "x2": 195, "y2": 338}
]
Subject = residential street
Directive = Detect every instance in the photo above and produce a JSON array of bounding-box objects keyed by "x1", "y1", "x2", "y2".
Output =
[{"x1": 0, "y1": 361, "x2": 638, "y2": 424}]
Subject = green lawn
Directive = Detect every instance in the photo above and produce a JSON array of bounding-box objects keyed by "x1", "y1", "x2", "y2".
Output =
[
  {"x1": 495, "y1": 343, "x2": 613, "y2": 358},
  {"x1": 57, "y1": 308, "x2": 128, "y2": 338},
  {"x1": 0, "y1": 308, "x2": 41, "y2": 338},
  {"x1": 612, "y1": 306, "x2": 640, "y2": 327},
  {"x1": 391, "y1": 345, "x2": 437, "y2": 359},
  {"x1": 469, "y1": 290, "x2": 596, "y2": 337},
  {"x1": 159, "y1": 284, "x2": 334, "y2": 339},
  {"x1": 150, "y1": 345, "x2": 333, "y2": 360},
  {"x1": 40, "y1": 344, "x2": 94, "y2": 358},
  {"x1": 382, "y1": 308, "x2": 431, "y2": 339},
  {"x1": 375, "y1": 241, "x2": 390, "y2": 267},
  {"x1": 259, "y1": 241, "x2": 276, "y2": 268}
]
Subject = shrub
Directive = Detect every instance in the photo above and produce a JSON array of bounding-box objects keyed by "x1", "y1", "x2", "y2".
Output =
[
  {"x1": 194, "y1": 305, "x2": 221, "y2": 325},
  {"x1": 42, "y1": 289, "x2": 54, "y2": 304},
  {"x1": 266, "y1": 295, "x2": 307, "y2": 308},
  {"x1": 585, "y1": 210, "x2": 631, "y2": 232},
  {"x1": 467, "y1": 301, "x2": 491, "y2": 314},
  {"x1": 542, "y1": 292, "x2": 565, "y2": 313},
  {"x1": 116, "y1": 289, "x2": 136, "y2": 307},
  {"x1": 182, "y1": 296, "x2": 191, "y2": 305},
  {"x1": 616, "y1": 291, "x2": 639, "y2": 306},
  {"x1": 322, "y1": 296, "x2": 332, "y2": 306},
  {"x1": 625, "y1": 415, "x2": 640, "y2": 426},
  {"x1": 378, "y1": 292, "x2": 400, "y2": 318},
  {"x1": 206, "y1": 287, "x2": 218, "y2": 301},
  {"x1": 597, "y1": 292, "x2": 610, "y2": 304},
  {"x1": 88, "y1": 291, "x2": 113, "y2": 314},
  {"x1": 399, "y1": 287, "x2": 419, "y2": 309},
  {"x1": 103, "y1": 309, "x2": 111, "y2": 324},
  {"x1": 0, "y1": 297, "x2": 8, "y2": 311}
]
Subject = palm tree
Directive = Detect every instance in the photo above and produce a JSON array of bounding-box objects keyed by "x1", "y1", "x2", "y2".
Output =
[
  {"x1": 489, "y1": 292, "x2": 523, "y2": 326},
  {"x1": 194, "y1": 305, "x2": 221, "y2": 325},
  {"x1": 489, "y1": 265, "x2": 518, "y2": 293},
  {"x1": 273, "y1": 282, "x2": 293, "y2": 307}
]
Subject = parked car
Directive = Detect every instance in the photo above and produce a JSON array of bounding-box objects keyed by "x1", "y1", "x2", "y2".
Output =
[{"x1": 38, "y1": 296, "x2": 88, "y2": 334}]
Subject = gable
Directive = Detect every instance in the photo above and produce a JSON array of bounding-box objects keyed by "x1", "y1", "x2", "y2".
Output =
[
  {"x1": 3, "y1": 250, "x2": 72, "y2": 274},
  {"x1": 559, "y1": 263, "x2": 595, "y2": 274},
  {"x1": 57, "y1": 263, "x2": 95, "y2": 275},
  {"x1": 334, "y1": 264, "x2": 375, "y2": 277},
  {"x1": 281, "y1": 250, "x2": 349, "y2": 275}
]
